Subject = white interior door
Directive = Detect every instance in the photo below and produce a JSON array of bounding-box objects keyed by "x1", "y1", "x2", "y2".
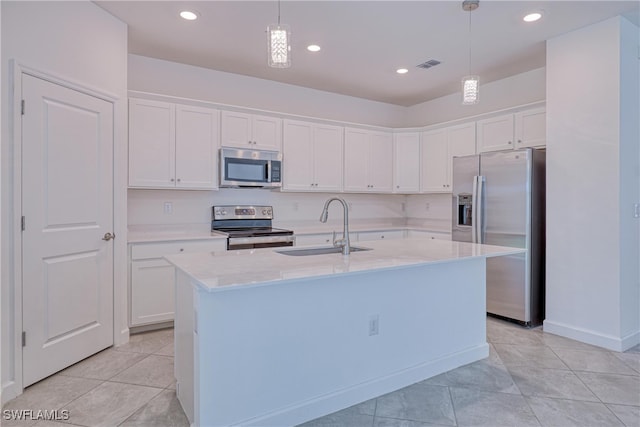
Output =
[{"x1": 21, "y1": 74, "x2": 114, "y2": 387}]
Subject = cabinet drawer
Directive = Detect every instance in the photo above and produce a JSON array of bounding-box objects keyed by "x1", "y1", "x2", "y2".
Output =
[
  {"x1": 131, "y1": 240, "x2": 227, "y2": 260},
  {"x1": 406, "y1": 230, "x2": 451, "y2": 240},
  {"x1": 357, "y1": 230, "x2": 404, "y2": 241}
]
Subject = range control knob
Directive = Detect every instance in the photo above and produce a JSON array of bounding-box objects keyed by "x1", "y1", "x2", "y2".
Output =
[{"x1": 220, "y1": 209, "x2": 227, "y2": 216}]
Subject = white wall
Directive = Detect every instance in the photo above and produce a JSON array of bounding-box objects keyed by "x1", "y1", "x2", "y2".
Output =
[
  {"x1": 129, "y1": 55, "x2": 407, "y2": 128},
  {"x1": 545, "y1": 16, "x2": 639, "y2": 351},
  {"x1": 404, "y1": 67, "x2": 546, "y2": 127},
  {"x1": 1, "y1": 0, "x2": 128, "y2": 402}
]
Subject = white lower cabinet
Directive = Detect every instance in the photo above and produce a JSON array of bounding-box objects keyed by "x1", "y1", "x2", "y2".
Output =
[
  {"x1": 357, "y1": 230, "x2": 405, "y2": 241},
  {"x1": 129, "y1": 239, "x2": 227, "y2": 327}
]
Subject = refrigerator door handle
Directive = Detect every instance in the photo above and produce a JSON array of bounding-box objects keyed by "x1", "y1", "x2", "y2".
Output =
[
  {"x1": 472, "y1": 176, "x2": 478, "y2": 243},
  {"x1": 476, "y1": 175, "x2": 485, "y2": 244}
]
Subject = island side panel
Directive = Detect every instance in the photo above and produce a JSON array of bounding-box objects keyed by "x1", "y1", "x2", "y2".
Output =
[
  {"x1": 194, "y1": 257, "x2": 487, "y2": 427},
  {"x1": 174, "y1": 269, "x2": 195, "y2": 424}
]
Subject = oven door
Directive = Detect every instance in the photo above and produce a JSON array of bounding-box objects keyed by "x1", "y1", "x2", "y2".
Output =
[{"x1": 227, "y1": 235, "x2": 294, "y2": 250}]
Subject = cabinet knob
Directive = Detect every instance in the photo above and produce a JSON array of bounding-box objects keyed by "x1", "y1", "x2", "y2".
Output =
[
  {"x1": 179, "y1": 248, "x2": 184, "y2": 252},
  {"x1": 396, "y1": 185, "x2": 400, "y2": 188},
  {"x1": 518, "y1": 139, "x2": 522, "y2": 143},
  {"x1": 170, "y1": 178, "x2": 175, "y2": 182},
  {"x1": 177, "y1": 178, "x2": 181, "y2": 182},
  {"x1": 508, "y1": 141, "x2": 512, "y2": 144}
]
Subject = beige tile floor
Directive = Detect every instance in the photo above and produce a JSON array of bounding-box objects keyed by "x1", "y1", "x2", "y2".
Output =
[{"x1": 3, "y1": 318, "x2": 639, "y2": 427}]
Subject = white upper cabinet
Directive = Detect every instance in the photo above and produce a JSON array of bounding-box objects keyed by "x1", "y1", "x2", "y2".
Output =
[
  {"x1": 393, "y1": 132, "x2": 421, "y2": 193},
  {"x1": 421, "y1": 122, "x2": 475, "y2": 192},
  {"x1": 421, "y1": 128, "x2": 448, "y2": 192},
  {"x1": 282, "y1": 120, "x2": 343, "y2": 192},
  {"x1": 476, "y1": 114, "x2": 515, "y2": 152},
  {"x1": 129, "y1": 98, "x2": 219, "y2": 190},
  {"x1": 344, "y1": 128, "x2": 393, "y2": 193},
  {"x1": 221, "y1": 111, "x2": 282, "y2": 151},
  {"x1": 514, "y1": 107, "x2": 546, "y2": 149},
  {"x1": 477, "y1": 107, "x2": 545, "y2": 152}
]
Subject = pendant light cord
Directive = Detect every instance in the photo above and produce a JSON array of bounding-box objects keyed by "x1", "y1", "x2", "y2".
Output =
[
  {"x1": 468, "y1": 8, "x2": 472, "y2": 76},
  {"x1": 277, "y1": 0, "x2": 281, "y2": 25}
]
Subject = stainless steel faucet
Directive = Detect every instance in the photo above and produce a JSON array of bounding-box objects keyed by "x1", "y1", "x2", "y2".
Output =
[{"x1": 319, "y1": 197, "x2": 350, "y2": 255}]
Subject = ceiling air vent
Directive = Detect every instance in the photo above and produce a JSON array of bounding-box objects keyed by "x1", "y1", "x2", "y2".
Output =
[{"x1": 416, "y1": 59, "x2": 441, "y2": 69}]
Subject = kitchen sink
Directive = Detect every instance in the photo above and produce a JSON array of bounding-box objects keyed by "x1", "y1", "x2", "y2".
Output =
[{"x1": 276, "y1": 246, "x2": 372, "y2": 256}]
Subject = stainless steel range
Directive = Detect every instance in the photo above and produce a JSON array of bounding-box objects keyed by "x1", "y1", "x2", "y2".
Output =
[{"x1": 211, "y1": 205, "x2": 294, "y2": 250}]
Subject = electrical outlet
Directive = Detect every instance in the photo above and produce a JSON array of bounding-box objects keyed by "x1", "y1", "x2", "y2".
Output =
[
  {"x1": 401, "y1": 202, "x2": 406, "y2": 212},
  {"x1": 368, "y1": 314, "x2": 379, "y2": 336},
  {"x1": 634, "y1": 203, "x2": 640, "y2": 218},
  {"x1": 163, "y1": 202, "x2": 173, "y2": 215},
  {"x1": 293, "y1": 202, "x2": 299, "y2": 211},
  {"x1": 425, "y1": 202, "x2": 430, "y2": 211},
  {"x1": 348, "y1": 202, "x2": 353, "y2": 212}
]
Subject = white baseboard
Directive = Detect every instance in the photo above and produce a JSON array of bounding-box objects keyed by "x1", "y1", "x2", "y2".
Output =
[
  {"x1": 543, "y1": 320, "x2": 640, "y2": 352},
  {"x1": 239, "y1": 344, "x2": 489, "y2": 427},
  {"x1": 2, "y1": 380, "x2": 19, "y2": 405}
]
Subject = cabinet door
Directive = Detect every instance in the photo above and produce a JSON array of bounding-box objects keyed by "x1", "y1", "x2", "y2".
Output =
[
  {"x1": 369, "y1": 131, "x2": 393, "y2": 192},
  {"x1": 282, "y1": 120, "x2": 314, "y2": 191},
  {"x1": 252, "y1": 115, "x2": 282, "y2": 151},
  {"x1": 294, "y1": 234, "x2": 333, "y2": 247},
  {"x1": 128, "y1": 98, "x2": 175, "y2": 188},
  {"x1": 130, "y1": 259, "x2": 175, "y2": 326},
  {"x1": 343, "y1": 128, "x2": 370, "y2": 192},
  {"x1": 515, "y1": 107, "x2": 546, "y2": 148},
  {"x1": 477, "y1": 114, "x2": 515, "y2": 152},
  {"x1": 221, "y1": 111, "x2": 252, "y2": 148},
  {"x1": 313, "y1": 124, "x2": 344, "y2": 192},
  {"x1": 447, "y1": 122, "x2": 476, "y2": 187},
  {"x1": 175, "y1": 105, "x2": 219, "y2": 189},
  {"x1": 393, "y1": 132, "x2": 421, "y2": 193},
  {"x1": 421, "y1": 129, "x2": 448, "y2": 192}
]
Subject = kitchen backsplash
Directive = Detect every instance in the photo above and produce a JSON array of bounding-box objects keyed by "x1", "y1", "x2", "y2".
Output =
[{"x1": 127, "y1": 189, "x2": 452, "y2": 232}]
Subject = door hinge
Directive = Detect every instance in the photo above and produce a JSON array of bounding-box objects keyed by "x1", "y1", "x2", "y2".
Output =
[
  {"x1": 21, "y1": 216, "x2": 25, "y2": 231},
  {"x1": 22, "y1": 331, "x2": 26, "y2": 347},
  {"x1": 21, "y1": 99, "x2": 25, "y2": 115}
]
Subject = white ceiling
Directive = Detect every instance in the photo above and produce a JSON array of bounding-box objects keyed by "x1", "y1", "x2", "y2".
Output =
[{"x1": 95, "y1": 1, "x2": 639, "y2": 106}]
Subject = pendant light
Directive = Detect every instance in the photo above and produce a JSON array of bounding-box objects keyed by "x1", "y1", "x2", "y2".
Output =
[
  {"x1": 267, "y1": 0, "x2": 291, "y2": 68},
  {"x1": 461, "y1": 0, "x2": 479, "y2": 105}
]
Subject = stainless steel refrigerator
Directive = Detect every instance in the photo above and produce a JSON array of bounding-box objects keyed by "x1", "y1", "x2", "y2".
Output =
[{"x1": 452, "y1": 148, "x2": 545, "y2": 326}]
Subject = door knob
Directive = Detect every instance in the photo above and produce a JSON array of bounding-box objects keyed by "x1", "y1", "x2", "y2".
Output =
[{"x1": 102, "y1": 232, "x2": 115, "y2": 241}]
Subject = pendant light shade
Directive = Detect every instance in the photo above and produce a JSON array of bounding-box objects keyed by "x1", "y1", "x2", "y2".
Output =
[
  {"x1": 462, "y1": 75, "x2": 479, "y2": 105},
  {"x1": 267, "y1": 1, "x2": 291, "y2": 68},
  {"x1": 267, "y1": 24, "x2": 291, "y2": 68},
  {"x1": 462, "y1": 0, "x2": 479, "y2": 105}
]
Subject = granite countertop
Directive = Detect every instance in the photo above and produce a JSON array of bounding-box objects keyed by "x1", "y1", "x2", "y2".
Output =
[
  {"x1": 165, "y1": 238, "x2": 524, "y2": 293},
  {"x1": 128, "y1": 223, "x2": 450, "y2": 243},
  {"x1": 128, "y1": 224, "x2": 227, "y2": 243}
]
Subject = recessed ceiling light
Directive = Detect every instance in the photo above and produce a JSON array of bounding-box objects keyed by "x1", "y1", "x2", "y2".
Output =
[
  {"x1": 396, "y1": 68, "x2": 409, "y2": 74},
  {"x1": 180, "y1": 10, "x2": 198, "y2": 21},
  {"x1": 307, "y1": 45, "x2": 321, "y2": 52},
  {"x1": 523, "y1": 12, "x2": 542, "y2": 22}
]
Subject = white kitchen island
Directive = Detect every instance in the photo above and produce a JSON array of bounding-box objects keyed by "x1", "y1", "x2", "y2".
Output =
[{"x1": 166, "y1": 238, "x2": 524, "y2": 427}]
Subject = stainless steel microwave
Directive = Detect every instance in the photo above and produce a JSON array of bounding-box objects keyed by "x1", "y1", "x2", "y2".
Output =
[{"x1": 219, "y1": 147, "x2": 282, "y2": 188}]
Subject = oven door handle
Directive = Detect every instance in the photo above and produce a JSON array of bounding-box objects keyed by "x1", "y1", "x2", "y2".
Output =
[{"x1": 228, "y1": 235, "x2": 295, "y2": 245}]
